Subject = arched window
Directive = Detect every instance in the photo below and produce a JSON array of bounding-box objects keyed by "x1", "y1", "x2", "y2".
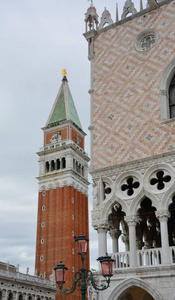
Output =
[
  {"x1": 169, "y1": 76, "x2": 175, "y2": 118},
  {"x1": 18, "y1": 294, "x2": 23, "y2": 300},
  {"x1": 45, "y1": 162, "x2": 49, "y2": 173},
  {"x1": 62, "y1": 157, "x2": 66, "y2": 169},
  {"x1": 51, "y1": 160, "x2": 55, "y2": 171},
  {"x1": 8, "y1": 293, "x2": 13, "y2": 300},
  {"x1": 56, "y1": 159, "x2": 60, "y2": 170}
]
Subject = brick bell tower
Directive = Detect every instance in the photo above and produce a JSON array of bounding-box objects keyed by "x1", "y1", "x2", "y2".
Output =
[{"x1": 35, "y1": 70, "x2": 90, "y2": 300}]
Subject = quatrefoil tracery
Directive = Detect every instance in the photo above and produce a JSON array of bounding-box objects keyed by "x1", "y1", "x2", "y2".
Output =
[
  {"x1": 121, "y1": 177, "x2": 140, "y2": 196},
  {"x1": 150, "y1": 170, "x2": 171, "y2": 190}
]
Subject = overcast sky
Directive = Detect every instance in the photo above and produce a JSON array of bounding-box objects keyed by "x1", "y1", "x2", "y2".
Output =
[{"x1": 0, "y1": 0, "x2": 147, "y2": 275}]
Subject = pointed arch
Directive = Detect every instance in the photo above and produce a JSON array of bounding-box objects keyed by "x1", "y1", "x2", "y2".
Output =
[
  {"x1": 101, "y1": 195, "x2": 128, "y2": 220},
  {"x1": 130, "y1": 189, "x2": 160, "y2": 215},
  {"x1": 160, "y1": 57, "x2": 175, "y2": 120},
  {"x1": 161, "y1": 185, "x2": 175, "y2": 210},
  {"x1": 109, "y1": 277, "x2": 163, "y2": 300}
]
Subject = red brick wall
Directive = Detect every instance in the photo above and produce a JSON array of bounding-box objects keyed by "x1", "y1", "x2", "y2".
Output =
[
  {"x1": 35, "y1": 186, "x2": 89, "y2": 300},
  {"x1": 44, "y1": 126, "x2": 84, "y2": 150}
]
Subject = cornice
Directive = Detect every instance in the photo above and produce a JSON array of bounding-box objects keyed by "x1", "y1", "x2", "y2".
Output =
[
  {"x1": 90, "y1": 150, "x2": 175, "y2": 178},
  {"x1": 37, "y1": 142, "x2": 90, "y2": 162}
]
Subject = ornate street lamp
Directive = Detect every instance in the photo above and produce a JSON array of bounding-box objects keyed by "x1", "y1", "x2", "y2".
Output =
[{"x1": 54, "y1": 233, "x2": 114, "y2": 300}]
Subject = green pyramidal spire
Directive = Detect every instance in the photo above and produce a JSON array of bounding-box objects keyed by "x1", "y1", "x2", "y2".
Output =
[{"x1": 46, "y1": 71, "x2": 82, "y2": 129}]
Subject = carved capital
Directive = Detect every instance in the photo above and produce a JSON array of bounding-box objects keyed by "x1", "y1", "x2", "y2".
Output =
[
  {"x1": 156, "y1": 210, "x2": 170, "y2": 221},
  {"x1": 121, "y1": 235, "x2": 129, "y2": 244},
  {"x1": 109, "y1": 229, "x2": 121, "y2": 239},
  {"x1": 93, "y1": 220, "x2": 109, "y2": 231},
  {"x1": 160, "y1": 89, "x2": 168, "y2": 96},
  {"x1": 124, "y1": 215, "x2": 139, "y2": 226}
]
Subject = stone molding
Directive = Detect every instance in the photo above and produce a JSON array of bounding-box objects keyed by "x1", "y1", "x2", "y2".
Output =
[{"x1": 90, "y1": 151, "x2": 175, "y2": 178}]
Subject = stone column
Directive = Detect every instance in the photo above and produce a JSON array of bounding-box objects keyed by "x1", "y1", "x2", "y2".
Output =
[
  {"x1": 156, "y1": 210, "x2": 171, "y2": 265},
  {"x1": 97, "y1": 227, "x2": 107, "y2": 257},
  {"x1": 109, "y1": 229, "x2": 121, "y2": 253},
  {"x1": 124, "y1": 216, "x2": 139, "y2": 268}
]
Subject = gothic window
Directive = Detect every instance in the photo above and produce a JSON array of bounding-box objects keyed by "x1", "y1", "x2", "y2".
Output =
[
  {"x1": 56, "y1": 159, "x2": 60, "y2": 170},
  {"x1": 73, "y1": 159, "x2": 75, "y2": 170},
  {"x1": 169, "y1": 76, "x2": 175, "y2": 118},
  {"x1": 45, "y1": 162, "x2": 49, "y2": 173},
  {"x1": 51, "y1": 160, "x2": 55, "y2": 171},
  {"x1": 62, "y1": 157, "x2": 66, "y2": 169}
]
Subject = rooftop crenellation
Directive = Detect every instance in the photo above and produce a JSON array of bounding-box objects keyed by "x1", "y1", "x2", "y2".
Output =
[{"x1": 85, "y1": 0, "x2": 170, "y2": 32}]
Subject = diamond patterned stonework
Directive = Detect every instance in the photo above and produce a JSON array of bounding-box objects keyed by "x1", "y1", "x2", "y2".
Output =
[{"x1": 91, "y1": 1, "x2": 175, "y2": 170}]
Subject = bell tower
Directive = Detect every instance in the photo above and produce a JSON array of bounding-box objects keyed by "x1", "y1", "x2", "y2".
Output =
[{"x1": 35, "y1": 71, "x2": 90, "y2": 300}]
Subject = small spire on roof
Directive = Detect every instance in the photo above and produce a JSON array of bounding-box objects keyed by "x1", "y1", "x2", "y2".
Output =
[
  {"x1": 140, "y1": 0, "x2": 143, "y2": 10},
  {"x1": 116, "y1": 3, "x2": 119, "y2": 22}
]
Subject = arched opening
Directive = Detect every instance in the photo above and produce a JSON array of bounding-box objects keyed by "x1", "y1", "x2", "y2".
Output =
[
  {"x1": 137, "y1": 197, "x2": 160, "y2": 250},
  {"x1": 108, "y1": 203, "x2": 128, "y2": 267},
  {"x1": 120, "y1": 286, "x2": 154, "y2": 300},
  {"x1": 169, "y1": 75, "x2": 175, "y2": 118},
  {"x1": 28, "y1": 296, "x2": 32, "y2": 300},
  {"x1": 56, "y1": 158, "x2": 60, "y2": 170},
  {"x1": 168, "y1": 195, "x2": 175, "y2": 261},
  {"x1": 0, "y1": 292, "x2": 2, "y2": 300},
  {"x1": 82, "y1": 166, "x2": 84, "y2": 176},
  {"x1": 51, "y1": 160, "x2": 55, "y2": 171},
  {"x1": 8, "y1": 293, "x2": 13, "y2": 300},
  {"x1": 62, "y1": 157, "x2": 66, "y2": 169},
  {"x1": 136, "y1": 197, "x2": 161, "y2": 267},
  {"x1": 18, "y1": 294, "x2": 23, "y2": 300},
  {"x1": 45, "y1": 162, "x2": 49, "y2": 173}
]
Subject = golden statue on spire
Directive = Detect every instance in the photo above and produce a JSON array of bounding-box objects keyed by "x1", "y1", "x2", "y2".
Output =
[{"x1": 62, "y1": 69, "x2": 67, "y2": 77}]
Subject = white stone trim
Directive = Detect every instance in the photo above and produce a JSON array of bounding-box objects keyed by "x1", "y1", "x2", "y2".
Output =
[{"x1": 159, "y1": 57, "x2": 175, "y2": 120}]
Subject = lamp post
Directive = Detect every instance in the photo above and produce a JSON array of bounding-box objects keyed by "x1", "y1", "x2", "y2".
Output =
[{"x1": 54, "y1": 233, "x2": 114, "y2": 300}]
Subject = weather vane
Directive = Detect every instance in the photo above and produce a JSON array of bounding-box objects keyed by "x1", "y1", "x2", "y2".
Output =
[{"x1": 88, "y1": 0, "x2": 93, "y2": 6}]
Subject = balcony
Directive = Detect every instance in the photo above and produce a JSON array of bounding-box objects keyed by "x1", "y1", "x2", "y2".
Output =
[{"x1": 111, "y1": 246, "x2": 175, "y2": 269}]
